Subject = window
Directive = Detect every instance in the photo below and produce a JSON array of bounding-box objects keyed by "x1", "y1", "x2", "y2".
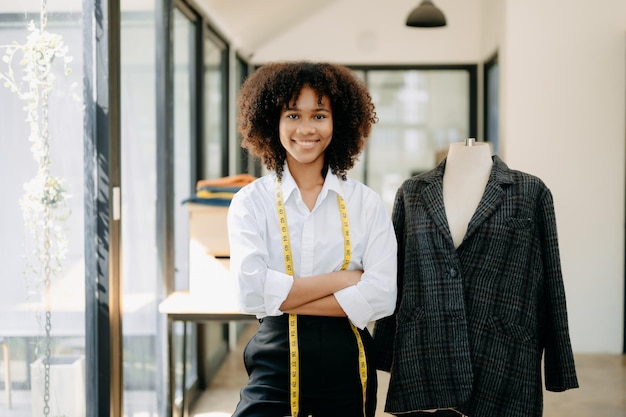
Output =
[
  {"x1": 201, "y1": 29, "x2": 228, "y2": 180},
  {"x1": 172, "y1": 5, "x2": 197, "y2": 411},
  {"x1": 0, "y1": 4, "x2": 86, "y2": 416},
  {"x1": 352, "y1": 66, "x2": 477, "y2": 212},
  {"x1": 235, "y1": 56, "x2": 254, "y2": 175},
  {"x1": 120, "y1": 3, "x2": 160, "y2": 416},
  {"x1": 484, "y1": 54, "x2": 499, "y2": 155}
]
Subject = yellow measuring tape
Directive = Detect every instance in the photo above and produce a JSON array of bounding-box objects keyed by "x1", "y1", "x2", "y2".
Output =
[{"x1": 275, "y1": 179, "x2": 367, "y2": 417}]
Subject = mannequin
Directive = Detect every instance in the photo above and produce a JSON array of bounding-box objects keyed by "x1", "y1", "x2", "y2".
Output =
[
  {"x1": 373, "y1": 143, "x2": 579, "y2": 417},
  {"x1": 421, "y1": 142, "x2": 491, "y2": 416},
  {"x1": 442, "y1": 139, "x2": 492, "y2": 248}
]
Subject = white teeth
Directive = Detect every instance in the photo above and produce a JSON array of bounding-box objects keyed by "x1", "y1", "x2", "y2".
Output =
[{"x1": 294, "y1": 140, "x2": 317, "y2": 146}]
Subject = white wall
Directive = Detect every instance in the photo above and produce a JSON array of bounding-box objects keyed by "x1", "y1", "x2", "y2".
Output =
[
  {"x1": 214, "y1": 0, "x2": 626, "y2": 353},
  {"x1": 500, "y1": 0, "x2": 626, "y2": 353}
]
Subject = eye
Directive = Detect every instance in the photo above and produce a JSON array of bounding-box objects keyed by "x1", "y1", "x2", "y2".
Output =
[
  {"x1": 314, "y1": 114, "x2": 326, "y2": 120},
  {"x1": 284, "y1": 113, "x2": 299, "y2": 120}
]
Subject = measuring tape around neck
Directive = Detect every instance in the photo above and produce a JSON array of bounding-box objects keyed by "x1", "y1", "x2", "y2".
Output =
[{"x1": 275, "y1": 178, "x2": 367, "y2": 417}]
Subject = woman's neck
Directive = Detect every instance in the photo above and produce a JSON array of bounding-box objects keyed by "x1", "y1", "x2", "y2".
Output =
[
  {"x1": 286, "y1": 158, "x2": 326, "y2": 211},
  {"x1": 287, "y1": 158, "x2": 325, "y2": 190}
]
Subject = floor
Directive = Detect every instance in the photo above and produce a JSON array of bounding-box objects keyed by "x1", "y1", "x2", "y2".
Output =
[{"x1": 191, "y1": 323, "x2": 626, "y2": 417}]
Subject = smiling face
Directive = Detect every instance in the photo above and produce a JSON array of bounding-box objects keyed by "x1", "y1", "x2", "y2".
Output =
[{"x1": 279, "y1": 86, "x2": 333, "y2": 172}]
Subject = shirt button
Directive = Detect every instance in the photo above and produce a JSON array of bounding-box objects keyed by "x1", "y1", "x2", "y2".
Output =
[{"x1": 449, "y1": 268, "x2": 458, "y2": 278}]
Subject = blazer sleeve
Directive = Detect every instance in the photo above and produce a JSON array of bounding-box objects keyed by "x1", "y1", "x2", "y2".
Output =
[
  {"x1": 373, "y1": 184, "x2": 406, "y2": 371},
  {"x1": 539, "y1": 187, "x2": 579, "y2": 391}
]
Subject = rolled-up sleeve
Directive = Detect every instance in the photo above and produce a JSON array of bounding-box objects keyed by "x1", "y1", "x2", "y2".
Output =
[
  {"x1": 228, "y1": 189, "x2": 293, "y2": 317},
  {"x1": 335, "y1": 193, "x2": 397, "y2": 329}
]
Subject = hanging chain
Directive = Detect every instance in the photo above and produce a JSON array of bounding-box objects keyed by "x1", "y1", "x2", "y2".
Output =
[
  {"x1": 41, "y1": 129, "x2": 52, "y2": 417},
  {"x1": 41, "y1": 0, "x2": 48, "y2": 32},
  {"x1": 43, "y1": 205, "x2": 52, "y2": 417},
  {"x1": 40, "y1": 1, "x2": 51, "y2": 415}
]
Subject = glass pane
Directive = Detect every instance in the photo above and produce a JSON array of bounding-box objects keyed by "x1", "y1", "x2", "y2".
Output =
[
  {"x1": 485, "y1": 61, "x2": 500, "y2": 154},
  {"x1": 349, "y1": 69, "x2": 366, "y2": 184},
  {"x1": 120, "y1": 1, "x2": 159, "y2": 415},
  {"x1": 0, "y1": 1, "x2": 85, "y2": 416},
  {"x1": 173, "y1": 8, "x2": 194, "y2": 293},
  {"x1": 235, "y1": 57, "x2": 252, "y2": 175},
  {"x1": 202, "y1": 34, "x2": 225, "y2": 180},
  {"x1": 173, "y1": 5, "x2": 196, "y2": 400},
  {"x1": 366, "y1": 70, "x2": 470, "y2": 211}
]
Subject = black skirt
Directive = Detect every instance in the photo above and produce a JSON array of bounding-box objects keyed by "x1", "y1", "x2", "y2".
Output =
[{"x1": 232, "y1": 315, "x2": 378, "y2": 417}]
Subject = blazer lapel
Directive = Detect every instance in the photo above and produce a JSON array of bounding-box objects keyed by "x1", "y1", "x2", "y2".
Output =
[
  {"x1": 419, "y1": 160, "x2": 455, "y2": 247},
  {"x1": 464, "y1": 155, "x2": 514, "y2": 241}
]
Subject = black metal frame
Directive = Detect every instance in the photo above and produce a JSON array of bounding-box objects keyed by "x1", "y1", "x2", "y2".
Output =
[
  {"x1": 83, "y1": 0, "x2": 121, "y2": 416},
  {"x1": 155, "y1": 0, "x2": 176, "y2": 415}
]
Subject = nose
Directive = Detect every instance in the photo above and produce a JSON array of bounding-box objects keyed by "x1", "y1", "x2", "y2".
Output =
[{"x1": 296, "y1": 122, "x2": 315, "y2": 135}]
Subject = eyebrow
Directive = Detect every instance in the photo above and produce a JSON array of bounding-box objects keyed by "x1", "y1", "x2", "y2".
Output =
[{"x1": 283, "y1": 105, "x2": 331, "y2": 112}]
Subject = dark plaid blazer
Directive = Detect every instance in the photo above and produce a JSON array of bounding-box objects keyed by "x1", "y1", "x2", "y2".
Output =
[{"x1": 373, "y1": 156, "x2": 578, "y2": 417}]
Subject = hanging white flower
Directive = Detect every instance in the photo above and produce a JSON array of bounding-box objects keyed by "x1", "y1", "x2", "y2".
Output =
[
  {"x1": 1, "y1": 6, "x2": 77, "y2": 416},
  {"x1": 1, "y1": 14, "x2": 73, "y2": 337}
]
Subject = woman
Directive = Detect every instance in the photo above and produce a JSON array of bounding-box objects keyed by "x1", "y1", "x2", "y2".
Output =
[{"x1": 227, "y1": 61, "x2": 397, "y2": 417}]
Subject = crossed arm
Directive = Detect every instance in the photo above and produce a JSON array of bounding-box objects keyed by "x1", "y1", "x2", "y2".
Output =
[{"x1": 280, "y1": 269, "x2": 363, "y2": 316}]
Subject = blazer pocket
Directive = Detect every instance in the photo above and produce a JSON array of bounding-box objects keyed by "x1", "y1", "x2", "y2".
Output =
[
  {"x1": 506, "y1": 217, "x2": 533, "y2": 230},
  {"x1": 397, "y1": 306, "x2": 425, "y2": 327},
  {"x1": 487, "y1": 316, "x2": 534, "y2": 345}
]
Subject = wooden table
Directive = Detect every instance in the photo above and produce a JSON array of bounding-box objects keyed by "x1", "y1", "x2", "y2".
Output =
[{"x1": 159, "y1": 291, "x2": 255, "y2": 417}]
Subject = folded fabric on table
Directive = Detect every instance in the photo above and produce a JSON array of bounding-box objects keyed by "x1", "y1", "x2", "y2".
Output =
[
  {"x1": 182, "y1": 187, "x2": 239, "y2": 206},
  {"x1": 182, "y1": 174, "x2": 256, "y2": 206},
  {"x1": 196, "y1": 173, "x2": 256, "y2": 189}
]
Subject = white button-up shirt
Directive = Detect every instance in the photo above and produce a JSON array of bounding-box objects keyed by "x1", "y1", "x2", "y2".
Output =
[{"x1": 227, "y1": 166, "x2": 397, "y2": 329}]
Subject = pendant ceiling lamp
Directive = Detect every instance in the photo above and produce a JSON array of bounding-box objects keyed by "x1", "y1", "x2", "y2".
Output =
[{"x1": 406, "y1": 0, "x2": 447, "y2": 28}]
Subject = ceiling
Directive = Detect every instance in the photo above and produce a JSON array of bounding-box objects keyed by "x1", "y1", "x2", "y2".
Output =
[
  {"x1": 196, "y1": 0, "x2": 340, "y2": 56},
  {"x1": 194, "y1": 0, "x2": 418, "y2": 58}
]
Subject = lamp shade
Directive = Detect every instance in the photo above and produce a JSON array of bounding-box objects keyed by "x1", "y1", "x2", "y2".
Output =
[{"x1": 406, "y1": 0, "x2": 447, "y2": 28}]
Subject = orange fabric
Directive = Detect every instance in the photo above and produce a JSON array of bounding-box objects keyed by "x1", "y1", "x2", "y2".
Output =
[{"x1": 196, "y1": 174, "x2": 256, "y2": 190}]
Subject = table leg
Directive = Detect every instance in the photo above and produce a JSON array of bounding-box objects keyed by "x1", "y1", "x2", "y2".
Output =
[
  {"x1": 167, "y1": 317, "x2": 174, "y2": 417},
  {"x1": 181, "y1": 321, "x2": 188, "y2": 417}
]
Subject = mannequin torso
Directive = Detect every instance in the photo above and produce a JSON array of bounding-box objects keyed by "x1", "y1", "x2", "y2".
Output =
[{"x1": 442, "y1": 141, "x2": 492, "y2": 249}]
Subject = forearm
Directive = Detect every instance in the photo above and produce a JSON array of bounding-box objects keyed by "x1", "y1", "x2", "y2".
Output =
[
  {"x1": 283, "y1": 295, "x2": 346, "y2": 317},
  {"x1": 279, "y1": 269, "x2": 362, "y2": 311}
]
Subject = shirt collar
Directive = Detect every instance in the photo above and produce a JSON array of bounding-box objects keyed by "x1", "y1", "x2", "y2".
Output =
[
  {"x1": 280, "y1": 164, "x2": 298, "y2": 202},
  {"x1": 322, "y1": 169, "x2": 344, "y2": 199},
  {"x1": 280, "y1": 163, "x2": 345, "y2": 203}
]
